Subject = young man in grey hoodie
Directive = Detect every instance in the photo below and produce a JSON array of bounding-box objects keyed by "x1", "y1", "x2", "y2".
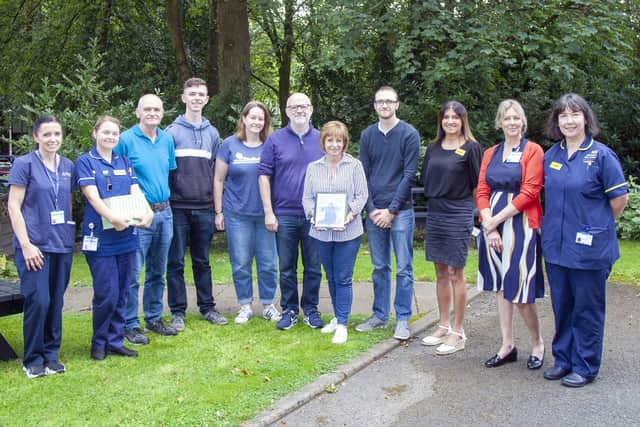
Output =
[{"x1": 166, "y1": 77, "x2": 227, "y2": 330}]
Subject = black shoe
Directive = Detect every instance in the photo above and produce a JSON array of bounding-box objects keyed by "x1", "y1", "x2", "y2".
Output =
[
  {"x1": 124, "y1": 327, "x2": 150, "y2": 345},
  {"x1": 22, "y1": 365, "x2": 46, "y2": 379},
  {"x1": 527, "y1": 348, "x2": 545, "y2": 370},
  {"x1": 107, "y1": 346, "x2": 138, "y2": 357},
  {"x1": 543, "y1": 365, "x2": 570, "y2": 380},
  {"x1": 484, "y1": 347, "x2": 518, "y2": 368},
  {"x1": 91, "y1": 348, "x2": 107, "y2": 361},
  {"x1": 144, "y1": 318, "x2": 178, "y2": 336},
  {"x1": 561, "y1": 372, "x2": 593, "y2": 388}
]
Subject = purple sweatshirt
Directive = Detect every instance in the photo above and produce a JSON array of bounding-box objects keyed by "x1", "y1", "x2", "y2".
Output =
[{"x1": 258, "y1": 124, "x2": 323, "y2": 216}]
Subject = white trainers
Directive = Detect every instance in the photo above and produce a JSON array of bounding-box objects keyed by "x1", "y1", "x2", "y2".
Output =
[
  {"x1": 262, "y1": 304, "x2": 281, "y2": 322},
  {"x1": 321, "y1": 317, "x2": 338, "y2": 334},
  {"x1": 235, "y1": 304, "x2": 253, "y2": 324},
  {"x1": 332, "y1": 325, "x2": 348, "y2": 344}
]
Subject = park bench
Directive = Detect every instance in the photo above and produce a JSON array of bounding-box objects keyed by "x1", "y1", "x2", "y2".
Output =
[{"x1": 0, "y1": 280, "x2": 22, "y2": 361}]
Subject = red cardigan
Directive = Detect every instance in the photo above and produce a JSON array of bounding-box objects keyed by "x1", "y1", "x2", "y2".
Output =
[{"x1": 476, "y1": 140, "x2": 543, "y2": 228}]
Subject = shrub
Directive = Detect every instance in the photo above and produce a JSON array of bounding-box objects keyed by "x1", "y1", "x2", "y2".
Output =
[{"x1": 617, "y1": 176, "x2": 640, "y2": 240}]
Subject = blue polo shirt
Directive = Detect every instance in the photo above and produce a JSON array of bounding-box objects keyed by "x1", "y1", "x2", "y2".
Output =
[
  {"x1": 8, "y1": 151, "x2": 75, "y2": 253},
  {"x1": 76, "y1": 147, "x2": 139, "y2": 256},
  {"x1": 542, "y1": 137, "x2": 628, "y2": 270},
  {"x1": 114, "y1": 124, "x2": 176, "y2": 204}
]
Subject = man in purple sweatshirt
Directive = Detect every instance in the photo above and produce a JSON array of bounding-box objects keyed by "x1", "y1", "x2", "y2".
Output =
[{"x1": 258, "y1": 92, "x2": 324, "y2": 330}]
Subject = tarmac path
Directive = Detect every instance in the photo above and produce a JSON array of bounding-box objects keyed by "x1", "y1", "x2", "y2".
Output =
[{"x1": 276, "y1": 283, "x2": 640, "y2": 427}]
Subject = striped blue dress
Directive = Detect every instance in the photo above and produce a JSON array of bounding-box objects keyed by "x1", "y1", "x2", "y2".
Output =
[{"x1": 477, "y1": 141, "x2": 544, "y2": 303}]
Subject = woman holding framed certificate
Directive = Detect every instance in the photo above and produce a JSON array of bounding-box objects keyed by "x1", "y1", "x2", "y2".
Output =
[
  {"x1": 76, "y1": 116, "x2": 152, "y2": 361},
  {"x1": 302, "y1": 121, "x2": 368, "y2": 344}
]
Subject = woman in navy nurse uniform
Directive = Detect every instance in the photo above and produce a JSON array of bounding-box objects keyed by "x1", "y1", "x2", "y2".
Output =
[
  {"x1": 7, "y1": 115, "x2": 76, "y2": 378},
  {"x1": 542, "y1": 93, "x2": 628, "y2": 387},
  {"x1": 76, "y1": 116, "x2": 152, "y2": 361}
]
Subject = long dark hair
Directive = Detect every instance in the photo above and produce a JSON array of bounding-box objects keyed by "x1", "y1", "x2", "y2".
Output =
[
  {"x1": 432, "y1": 101, "x2": 476, "y2": 144},
  {"x1": 235, "y1": 101, "x2": 273, "y2": 142}
]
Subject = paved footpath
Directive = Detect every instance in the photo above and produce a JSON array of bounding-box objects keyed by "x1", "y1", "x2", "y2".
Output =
[{"x1": 259, "y1": 283, "x2": 640, "y2": 427}]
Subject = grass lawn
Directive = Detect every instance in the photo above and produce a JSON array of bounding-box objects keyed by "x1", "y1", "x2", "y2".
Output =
[
  {"x1": 0, "y1": 312, "x2": 389, "y2": 426},
  {"x1": 63, "y1": 234, "x2": 639, "y2": 287}
]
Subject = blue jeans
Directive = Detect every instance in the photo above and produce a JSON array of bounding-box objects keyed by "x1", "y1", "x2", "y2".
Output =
[
  {"x1": 225, "y1": 210, "x2": 278, "y2": 305},
  {"x1": 15, "y1": 249, "x2": 72, "y2": 367},
  {"x1": 315, "y1": 236, "x2": 361, "y2": 325},
  {"x1": 366, "y1": 208, "x2": 415, "y2": 322},
  {"x1": 276, "y1": 215, "x2": 322, "y2": 315},
  {"x1": 125, "y1": 207, "x2": 173, "y2": 329},
  {"x1": 167, "y1": 207, "x2": 215, "y2": 316}
]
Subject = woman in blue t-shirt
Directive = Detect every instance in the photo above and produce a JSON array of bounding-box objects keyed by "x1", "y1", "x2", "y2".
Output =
[
  {"x1": 213, "y1": 101, "x2": 280, "y2": 324},
  {"x1": 76, "y1": 116, "x2": 152, "y2": 361},
  {"x1": 7, "y1": 115, "x2": 75, "y2": 378}
]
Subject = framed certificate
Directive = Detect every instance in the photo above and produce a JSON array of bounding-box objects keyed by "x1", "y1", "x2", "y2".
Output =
[{"x1": 314, "y1": 192, "x2": 347, "y2": 229}]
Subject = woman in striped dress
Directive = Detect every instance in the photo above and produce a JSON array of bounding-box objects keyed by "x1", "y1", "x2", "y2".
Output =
[
  {"x1": 302, "y1": 121, "x2": 368, "y2": 344},
  {"x1": 477, "y1": 99, "x2": 545, "y2": 370}
]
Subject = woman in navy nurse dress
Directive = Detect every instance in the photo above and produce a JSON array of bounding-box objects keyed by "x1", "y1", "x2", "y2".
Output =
[{"x1": 542, "y1": 93, "x2": 628, "y2": 388}]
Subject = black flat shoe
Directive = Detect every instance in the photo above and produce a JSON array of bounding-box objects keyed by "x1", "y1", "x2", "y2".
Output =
[
  {"x1": 543, "y1": 365, "x2": 570, "y2": 380},
  {"x1": 561, "y1": 372, "x2": 593, "y2": 388},
  {"x1": 484, "y1": 346, "x2": 518, "y2": 368},
  {"x1": 107, "y1": 346, "x2": 138, "y2": 357},
  {"x1": 91, "y1": 348, "x2": 106, "y2": 361},
  {"x1": 527, "y1": 348, "x2": 545, "y2": 370}
]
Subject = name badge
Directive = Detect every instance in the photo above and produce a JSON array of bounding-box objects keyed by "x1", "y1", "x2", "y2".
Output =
[
  {"x1": 575, "y1": 232, "x2": 593, "y2": 246},
  {"x1": 50, "y1": 210, "x2": 65, "y2": 225},
  {"x1": 82, "y1": 235, "x2": 99, "y2": 251},
  {"x1": 113, "y1": 169, "x2": 127, "y2": 176},
  {"x1": 506, "y1": 152, "x2": 522, "y2": 163},
  {"x1": 455, "y1": 148, "x2": 466, "y2": 156},
  {"x1": 549, "y1": 161, "x2": 563, "y2": 170},
  {"x1": 471, "y1": 227, "x2": 481, "y2": 237}
]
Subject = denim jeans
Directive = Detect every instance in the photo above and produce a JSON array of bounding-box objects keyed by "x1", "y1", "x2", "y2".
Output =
[
  {"x1": 315, "y1": 236, "x2": 361, "y2": 325},
  {"x1": 15, "y1": 249, "x2": 72, "y2": 367},
  {"x1": 365, "y1": 208, "x2": 415, "y2": 322},
  {"x1": 276, "y1": 215, "x2": 322, "y2": 314},
  {"x1": 125, "y1": 206, "x2": 173, "y2": 329},
  {"x1": 225, "y1": 210, "x2": 278, "y2": 305},
  {"x1": 167, "y1": 207, "x2": 215, "y2": 316}
]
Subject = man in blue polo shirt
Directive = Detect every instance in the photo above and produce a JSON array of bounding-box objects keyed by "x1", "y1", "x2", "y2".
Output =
[{"x1": 115, "y1": 94, "x2": 177, "y2": 344}]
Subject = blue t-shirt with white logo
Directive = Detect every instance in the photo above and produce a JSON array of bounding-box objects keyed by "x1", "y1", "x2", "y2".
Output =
[{"x1": 217, "y1": 135, "x2": 264, "y2": 215}]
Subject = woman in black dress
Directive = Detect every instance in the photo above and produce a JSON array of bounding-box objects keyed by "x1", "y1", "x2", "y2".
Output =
[{"x1": 420, "y1": 101, "x2": 482, "y2": 355}]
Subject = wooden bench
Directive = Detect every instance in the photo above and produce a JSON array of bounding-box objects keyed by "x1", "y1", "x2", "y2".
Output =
[{"x1": 0, "y1": 280, "x2": 22, "y2": 361}]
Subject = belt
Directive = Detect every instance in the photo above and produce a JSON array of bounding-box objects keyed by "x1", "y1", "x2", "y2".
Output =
[{"x1": 149, "y1": 201, "x2": 170, "y2": 212}]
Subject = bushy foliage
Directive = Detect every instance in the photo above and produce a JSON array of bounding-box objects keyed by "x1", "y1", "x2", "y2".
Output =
[{"x1": 617, "y1": 176, "x2": 640, "y2": 240}]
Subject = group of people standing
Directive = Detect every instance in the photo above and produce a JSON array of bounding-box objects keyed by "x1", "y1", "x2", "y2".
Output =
[{"x1": 7, "y1": 80, "x2": 628, "y2": 389}]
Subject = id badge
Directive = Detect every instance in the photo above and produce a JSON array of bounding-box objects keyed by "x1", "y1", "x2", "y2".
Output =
[
  {"x1": 471, "y1": 227, "x2": 481, "y2": 237},
  {"x1": 575, "y1": 232, "x2": 593, "y2": 246},
  {"x1": 82, "y1": 236, "x2": 99, "y2": 251},
  {"x1": 50, "y1": 210, "x2": 65, "y2": 225},
  {"x1": 506, "y1": 152, "x2": 522, "y2": 163}
]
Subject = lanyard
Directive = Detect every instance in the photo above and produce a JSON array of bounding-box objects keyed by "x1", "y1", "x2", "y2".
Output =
[{"x1": 35, "y1": 150, "x2": 60, "y2": 210}]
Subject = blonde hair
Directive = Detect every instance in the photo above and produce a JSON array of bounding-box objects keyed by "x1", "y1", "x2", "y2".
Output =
[{"x1": 495, "y1": 99, "x2": 527, "y2": 134}]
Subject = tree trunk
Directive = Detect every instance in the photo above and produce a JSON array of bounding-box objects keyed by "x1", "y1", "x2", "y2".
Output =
[
  {"x1": 166, "y1": 0, "x2": 192, "y2": 83},
  {"x1": 217, "y1": 0, "x2": 250, "y2": 103},
  {"x1": 278, "y1": 0, "x2": 295, "y2": 124},
  {"x1": 98, "y1": 0, "x2": 114, "y2": 52},
  {"x1": 206, "y1": 0, "x2": 219, "y2": 95}
]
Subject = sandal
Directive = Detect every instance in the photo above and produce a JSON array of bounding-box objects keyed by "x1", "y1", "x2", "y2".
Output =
[
  {"x1": 435, "y1": 329, "x2": 466, "y2": 355},
  {"x1": 421, "y1": 324, "x2": 451, "y2": 346}
]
